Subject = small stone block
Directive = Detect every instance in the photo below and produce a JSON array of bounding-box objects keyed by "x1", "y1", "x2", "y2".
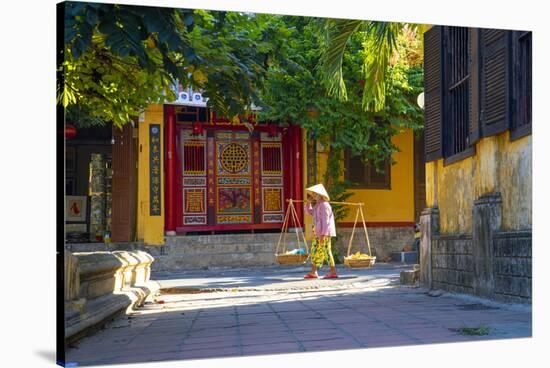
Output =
[{"x1": 400, "y1": 269, "x2": 420, "y2": 285}]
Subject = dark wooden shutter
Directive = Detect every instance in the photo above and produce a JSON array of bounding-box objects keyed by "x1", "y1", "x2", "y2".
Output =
[
  {"x1": 424, "y1": 26, "x2": 444, "y2": 162},
  {"x1": 510, "y1": 30, "x2": 532, "y2": 140},
  {"x1": 479, "y1": 29, "x2": 511, "y2": 137},
  {"x1": 469, "y1": 28, "x2": 481, "y2": 144},
  {"x1": 111, "y1": 123, "x2": 138, "y2": 242}
]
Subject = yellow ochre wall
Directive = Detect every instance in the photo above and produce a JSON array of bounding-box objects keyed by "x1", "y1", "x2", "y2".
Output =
[
  {"x1": 302, "y1": 128, "x2": 415, "y2": 239},
  {"x1": 137, "y1": 104, "x2": 165, "y2": 245},
  {"x1": 425, "y1": 131, "x2": 532, "y2": 234}
]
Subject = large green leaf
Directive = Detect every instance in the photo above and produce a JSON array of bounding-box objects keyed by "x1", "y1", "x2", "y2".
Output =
[{"x1": 318, "y1": 18, "x2": 363, "y2": 100}]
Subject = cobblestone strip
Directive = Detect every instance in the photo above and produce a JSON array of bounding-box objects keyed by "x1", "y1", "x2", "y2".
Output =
[
  {"x1": 266, "y1": 302, "x2": 306, "y2": 352},
  {"x1": 234, "y1": 306, "x2": 244, "y2": 355},
  {"x1": 328, "y1": 296, "x2": 424, "y2": 344},
  {"x1": 297, "y1": 299, "x2": 367, "y2": 348}
]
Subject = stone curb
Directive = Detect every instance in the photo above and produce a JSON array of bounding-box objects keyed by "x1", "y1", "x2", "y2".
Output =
[{"x1": 66, "y1": 281, "x2": 159, "y2": 344}]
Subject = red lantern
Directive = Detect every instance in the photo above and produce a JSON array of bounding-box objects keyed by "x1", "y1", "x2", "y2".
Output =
[
  {"x1": 192, "y1": 121, "x2": 203, "y2": 135},
  {"x1": 65, "y1": 123, "x2": 77, "y2": 139}
]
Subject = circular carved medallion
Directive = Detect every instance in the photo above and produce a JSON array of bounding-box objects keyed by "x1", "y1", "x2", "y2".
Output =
[{"x1": 220, "y1": 143, "x2": 248, "y2": 173}]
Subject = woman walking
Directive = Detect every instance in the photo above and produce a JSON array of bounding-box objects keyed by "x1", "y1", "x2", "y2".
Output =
[{"x1": 303, "y1": 184, "x2": 338, "y2": 279}]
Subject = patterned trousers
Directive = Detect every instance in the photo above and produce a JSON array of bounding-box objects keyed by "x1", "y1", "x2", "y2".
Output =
[{"x1": 310, "y1": 236, "x2": 335, "y2": 268}]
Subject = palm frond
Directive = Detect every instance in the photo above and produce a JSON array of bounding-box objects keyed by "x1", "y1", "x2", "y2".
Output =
[
  {"x1": 317, "y1": 18, "x2": 363, "y2": 100},
  {"x1": 366, "y1": 22, "x2": 401, "y2": 53},
  {"x1": 360, "y1": 22, "x2": 403, "y2": 112},
  {"x1": 316, "y1": 19, "x2": 424, "y2": 112}
]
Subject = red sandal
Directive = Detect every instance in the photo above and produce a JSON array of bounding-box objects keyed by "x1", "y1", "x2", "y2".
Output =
[
  {"x1": 323, "y1": 274, "x2": 338, "y2": 279},
  {"x1": 304, "y1": 274, "x2": 318, "y2": 279}
]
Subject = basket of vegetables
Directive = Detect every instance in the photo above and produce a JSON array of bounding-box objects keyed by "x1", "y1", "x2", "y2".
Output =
[
  {"x1": 343, "y1": 205, "x2": 375, "y2": 268},
  {"x1": 344, "y1": 252, "x2": 376, "y2": 268}
]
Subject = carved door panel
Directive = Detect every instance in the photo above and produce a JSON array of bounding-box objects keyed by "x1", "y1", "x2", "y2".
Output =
[
  {"x1": 180, "y1": 130, "x2": 207, "y2": 226},
  {"x1": 260, "y1": 132, "x2": 284, "y2": 224},
  {"x1": 215, "y1": 131, "x2": 253, "y2": 225}
]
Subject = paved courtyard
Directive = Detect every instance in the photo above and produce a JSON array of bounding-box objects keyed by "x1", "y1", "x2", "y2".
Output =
[{"x1": 66, "y1": 264, "x2": 532, "y2": 366}]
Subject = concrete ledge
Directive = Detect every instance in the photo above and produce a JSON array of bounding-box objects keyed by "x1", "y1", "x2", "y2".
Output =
[
  {"x1": 65, "y1": 281, "x2": 159, "y2": 343},
  {"x1": 65, "y1": 250, "x2": 156, "y2": 344},
  {"x1": 75, "y1": 251, "x2": 154, "y2": 299}
]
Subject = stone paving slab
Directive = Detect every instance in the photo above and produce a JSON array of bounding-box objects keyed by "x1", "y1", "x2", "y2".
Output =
[{"x1": 66, "y1": 264, "x2": 531, "y2": 366}]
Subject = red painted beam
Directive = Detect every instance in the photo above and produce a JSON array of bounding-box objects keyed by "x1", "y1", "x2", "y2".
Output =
[{"x1": 165, "y1": 105, "x2": 177, "y2": 234}]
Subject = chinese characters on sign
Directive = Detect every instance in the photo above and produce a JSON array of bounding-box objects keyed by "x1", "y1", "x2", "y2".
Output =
[
  {"x1": 150, "y1": 124, "x2": 161, "y2": 216},
  {"x1": 207, "y1": 138, "x2": 215, "y2": 207}
]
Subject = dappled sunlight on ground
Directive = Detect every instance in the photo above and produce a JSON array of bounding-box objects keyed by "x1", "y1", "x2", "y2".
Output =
[{"x1": 66, "y1": 265, "x2": 531, "y2": 366}]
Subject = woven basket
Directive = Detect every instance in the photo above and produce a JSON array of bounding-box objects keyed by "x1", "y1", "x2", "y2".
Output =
[
  {"x1": 276, "y1": 253, "x2": 309, "y2": 265},
  {"x1": 344, "y1": 256, "x2": 376, "y2": 268}
]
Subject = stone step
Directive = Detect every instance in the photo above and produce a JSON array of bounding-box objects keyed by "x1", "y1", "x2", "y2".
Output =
[
  {"x1": 151, "y1": 251, "x2": 279, "y2": 271},
  {"x1": 167, "y1": 241, "x2": 303, "y2": 255},
  {"x1": 153, "y1": 233, "x2": 309, "y2": 271},
  {"x1": 165, "y1": 232, "x2": 305, "y2": 246}
]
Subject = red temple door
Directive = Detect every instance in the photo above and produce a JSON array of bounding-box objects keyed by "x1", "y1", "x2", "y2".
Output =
[
  {"x1": 111, "y1": 123, "x2": 138, "y2": 242},
  {"x1": 214, "y1": 131, "x2": 255, "y2": 225}
]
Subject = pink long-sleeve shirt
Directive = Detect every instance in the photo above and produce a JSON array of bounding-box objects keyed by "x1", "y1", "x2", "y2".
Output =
[{"x1": 304, "y1": 198, "x2": 337, "y2": 237}]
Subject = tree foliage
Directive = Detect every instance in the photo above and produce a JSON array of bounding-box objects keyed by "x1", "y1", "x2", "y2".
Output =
[
  {"x1": 59, "y1": 2, "x2": 290, "y2": 127},
  {"x1": 59, "y1": 4, "x2": 425, "y2": 222},
  {"x1": 318, "y1": 19, "x2": 426, "y2": 113},
  {"x1": 258, "y1": 17, "x2": 424, "y2": 217}
]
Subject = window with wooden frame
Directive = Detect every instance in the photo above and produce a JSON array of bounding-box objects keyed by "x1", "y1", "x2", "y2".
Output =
[
  {"x1": 344, "y1": 150, "x2": 391, "y2": 189},
  {"x1": 511, "y1": 31, "x2": 532, "y2": 140},
  {"x1": 423, "y1": 26, "x2": 476, "y2": 165},
  {"x1": 443, "y1": 26, "x2": 474, "y2": 163},
  {"x1": 423, "y1": 26, "x2": 531, "y2": 164}
]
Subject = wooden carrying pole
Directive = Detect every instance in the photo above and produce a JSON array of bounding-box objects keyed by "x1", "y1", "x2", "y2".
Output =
[
  {"x1": 287, "y1": 199, "x2": 365, "y2": 207},
  {"x1": 287, "y1": 198, "x2": 372, "y2": 257}
]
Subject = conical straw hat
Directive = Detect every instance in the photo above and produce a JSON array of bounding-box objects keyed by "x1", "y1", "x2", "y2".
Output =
[{"x1": 306, "y1": 183, "x2": 330, "y2": 201}]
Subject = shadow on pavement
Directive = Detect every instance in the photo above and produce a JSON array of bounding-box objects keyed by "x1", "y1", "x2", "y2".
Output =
[{"x1": 65, "y1": 281, "x2": 532, "y2": 367}]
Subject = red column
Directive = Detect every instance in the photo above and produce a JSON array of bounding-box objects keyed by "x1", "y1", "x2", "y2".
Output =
[
  {"x1": 282, "y1": 128, "x2": 292, "y2": 223},
  {"x1": 165, "y1": 105, "x2": 176, "y2": 234},
  {"x1": 290, "y1": 124, "x2": 304, "y2": 227}
]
